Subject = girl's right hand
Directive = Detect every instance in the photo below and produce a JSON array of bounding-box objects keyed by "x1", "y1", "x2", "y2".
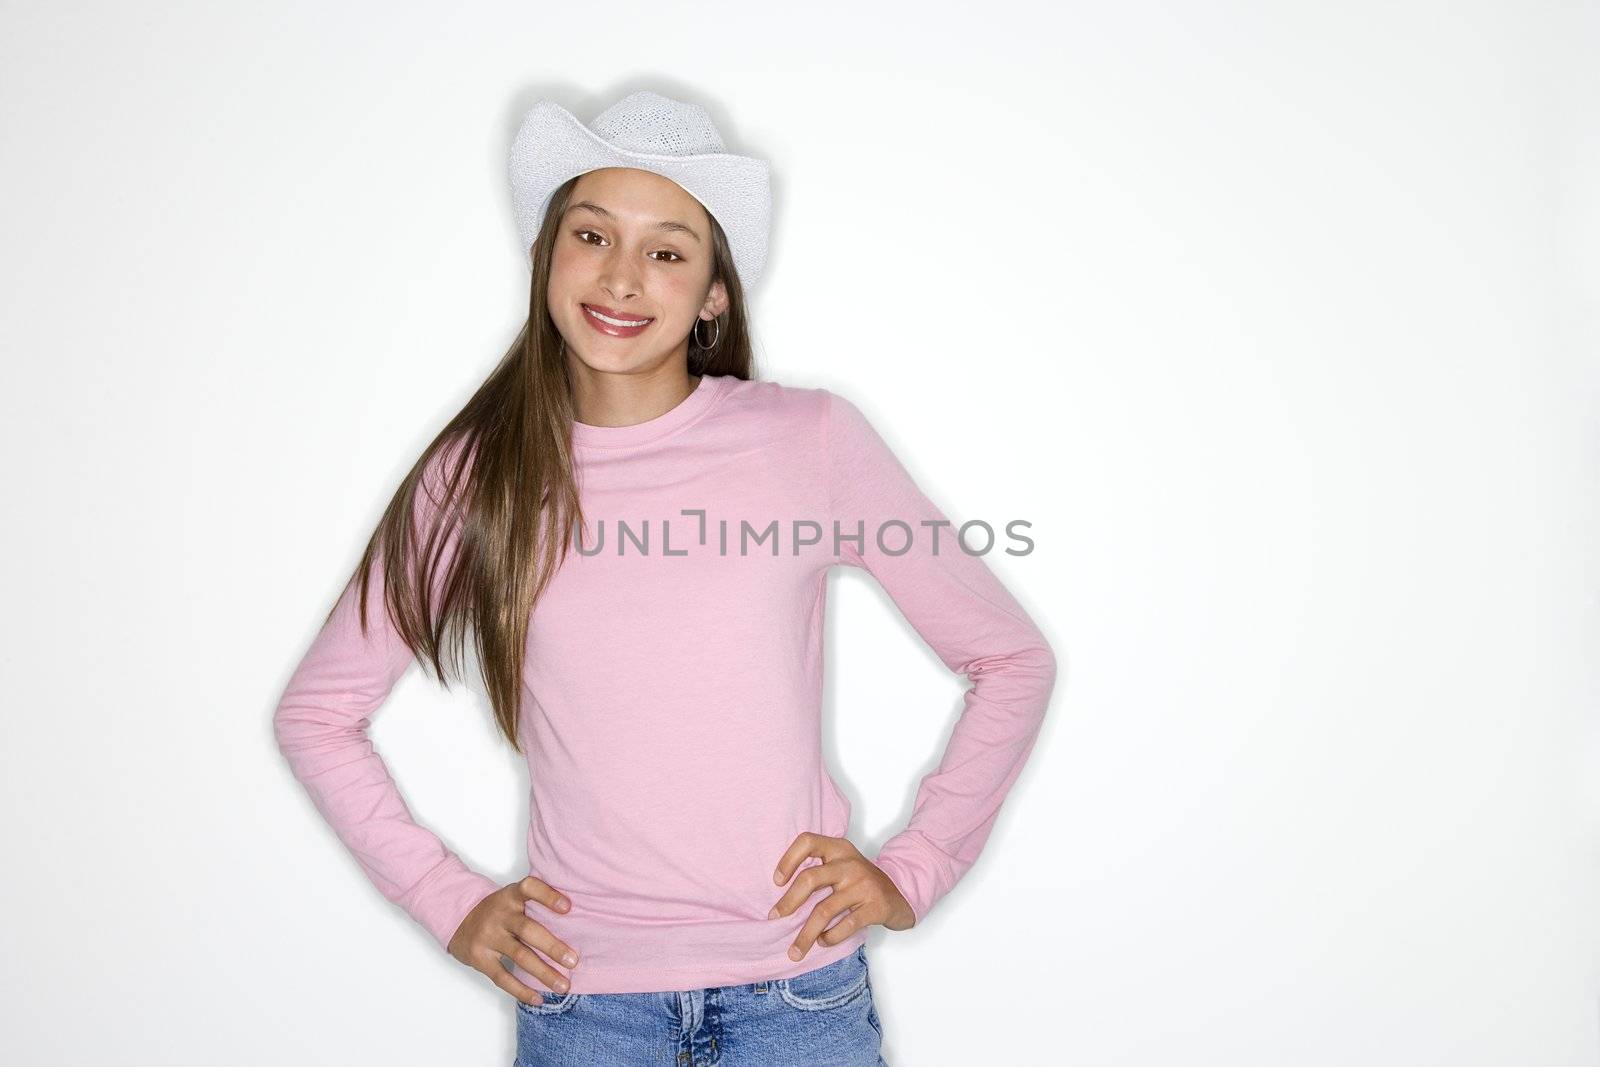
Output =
[{"x1": 447, "y1": 875, "x2": 580, "y2": 1006}]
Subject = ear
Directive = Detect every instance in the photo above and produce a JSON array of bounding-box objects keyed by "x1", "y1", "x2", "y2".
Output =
[{"x1": 701, "y1": 278, "x2": 730, "y2": 320}]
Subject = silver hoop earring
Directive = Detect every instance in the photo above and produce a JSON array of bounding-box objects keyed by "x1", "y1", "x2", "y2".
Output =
[{"x1": 692, "y1": 315, "x2": 722, "y2": 350}]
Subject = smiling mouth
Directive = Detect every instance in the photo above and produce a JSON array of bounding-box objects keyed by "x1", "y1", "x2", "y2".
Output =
[{"x1": 582, "y1": 304, "x2": 654, "y2": 327}]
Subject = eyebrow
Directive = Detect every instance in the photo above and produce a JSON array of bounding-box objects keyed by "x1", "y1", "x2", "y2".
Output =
[{"x1": 563, "y1": 200, "x2": 703, "y2": 243}]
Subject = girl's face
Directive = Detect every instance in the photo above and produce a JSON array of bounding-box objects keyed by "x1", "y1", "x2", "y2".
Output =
[{"x1": 547, "y1": 167, "x2": 728, "y2": 376}]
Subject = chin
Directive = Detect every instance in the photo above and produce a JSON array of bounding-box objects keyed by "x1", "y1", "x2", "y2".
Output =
[{"x1": 565, "y1": 347, "x2": 661, "y2": 376}]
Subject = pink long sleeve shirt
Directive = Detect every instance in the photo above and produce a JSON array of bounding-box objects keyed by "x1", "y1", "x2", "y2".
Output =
[{"x1": 273, "y1": 373, "x2": 1057, "y2": 994}]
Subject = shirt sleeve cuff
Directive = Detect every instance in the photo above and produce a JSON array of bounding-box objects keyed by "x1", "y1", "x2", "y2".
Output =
[
  {"x1": 872, "y1": 831, "x2": 956, "y2": 928},
  {"x1": 403, "y1": 855, "x2": 503, "y2": 954}
]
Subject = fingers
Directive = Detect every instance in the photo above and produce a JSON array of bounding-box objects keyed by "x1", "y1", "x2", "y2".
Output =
[
  {"x1": 460, "y1": 933, "x2": 549, "y2": 1007},
  {"x1": 514, "y1": 916, "x2": 580, "y2": 970},
  {"x1": 786, "y1": 881, "x2": 870, "y2": 961},
  {"x1": 771, "y1": 832, "x2": 848, "y2": 889},
  {"x1": 505, "y1": 880, "x2": 576, "y2": 963},
  {"x1": 454, "y1": 878, "x2": 580, "y2": 1006},
  {"x1": 767, "y1": 856, "x2": 835, "y2": 920},
  {"x1": 517, "y1": 875, "x2": 572, "y2": 915},
  {"x1": 483, "y1": 961, "x2": 545, "y2": 1007},
  {"x1": 495, "y1": 934, "x2": 573, "y2": 995},
  {"x1": 497, "y1": 917, "x2": 579, "y2": 992}
]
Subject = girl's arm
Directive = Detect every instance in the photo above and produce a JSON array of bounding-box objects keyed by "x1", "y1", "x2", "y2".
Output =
[
  {"x1": 272, "y1": 461, "x2": 502, "y2": 954},
  {"x1": 825, "y1": 388, "x2": 1059, "y2": 927}
]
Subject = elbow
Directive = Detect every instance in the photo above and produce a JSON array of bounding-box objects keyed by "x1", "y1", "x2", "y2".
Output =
[
  {"x1": 271, "y1": 688, "x2": 352, "y2": 765},
  {"x1": 1038, "y1": 636, "x2": 1059, "y2": 690},
  {"x1": 271, "y1": 693, "x2": 308, "y2": 762},
  {"x1": 964, "y1": 634, "x2": 1058, "y2": 709},
  {"x1": 272, "y1": 693, "x2": 374, "y2": 785},
  {"x1": 1014, "y1": 634, "x2": 1060, "y2": 723},
  {"x1": 1012, "y1": 632, "x2": 1058, "y2": 687},
  {"x1": 1027, "y1": 638, "x2": 1059, "y2": 708}
]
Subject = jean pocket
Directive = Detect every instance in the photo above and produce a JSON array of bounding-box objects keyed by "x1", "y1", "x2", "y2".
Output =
[
  {"x1": 516, "y1": 990, "x2": 580, "y2": 1016},
  {"x1": 776, "y1": 945, "x2": 871, "y2": 1011}
]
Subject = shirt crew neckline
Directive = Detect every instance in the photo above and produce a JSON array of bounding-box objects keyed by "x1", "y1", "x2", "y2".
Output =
[{"x1": 570, "y1": 373, "x2": 730, "y2": 451}]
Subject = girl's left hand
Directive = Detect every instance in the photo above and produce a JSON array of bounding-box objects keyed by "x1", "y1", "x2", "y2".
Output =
[{"x1": 767, "y1": 832, "x2": 916, "y2": 961}]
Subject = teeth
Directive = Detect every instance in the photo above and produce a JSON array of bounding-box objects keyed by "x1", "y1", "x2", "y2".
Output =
[{"x1": 586, "y1": 306, "x2": 651, "y2": 327}]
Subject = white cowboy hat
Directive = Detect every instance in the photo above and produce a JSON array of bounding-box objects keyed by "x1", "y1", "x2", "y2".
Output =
[{"x1": 508, "y1": 90, "x2": 772, "y2": 292}]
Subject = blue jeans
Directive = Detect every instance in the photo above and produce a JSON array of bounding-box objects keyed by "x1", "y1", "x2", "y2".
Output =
[{"x1": 513, "y1": 943, "x2": 887, "y2": 1066}]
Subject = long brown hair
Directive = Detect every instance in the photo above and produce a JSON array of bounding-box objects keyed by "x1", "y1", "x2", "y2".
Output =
[{"x1": 331, "y1": 172, "x2": 756, "y2": 752}]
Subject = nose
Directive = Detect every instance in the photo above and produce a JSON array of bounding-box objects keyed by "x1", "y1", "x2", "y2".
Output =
[{"x1": 596, "y1": 246, "x2": 643, "y2": 303}]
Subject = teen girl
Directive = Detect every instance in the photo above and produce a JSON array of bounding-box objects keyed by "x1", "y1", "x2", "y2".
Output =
[{"x1": 273, "y1": 89, "x2": 1057, "y2": 1067}]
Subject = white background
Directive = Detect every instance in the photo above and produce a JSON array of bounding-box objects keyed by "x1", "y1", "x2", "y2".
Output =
[{"x1": 1, "y1": 2, "x2": 1594, "y2": 1064}]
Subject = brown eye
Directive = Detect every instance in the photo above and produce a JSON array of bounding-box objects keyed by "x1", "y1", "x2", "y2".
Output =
[
  {"x1": 652, "y1": 250, "x2": 684, "y2": 263},
  {"x1": 574, "y1": 229, "x2": 603, "y2": 245}
]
